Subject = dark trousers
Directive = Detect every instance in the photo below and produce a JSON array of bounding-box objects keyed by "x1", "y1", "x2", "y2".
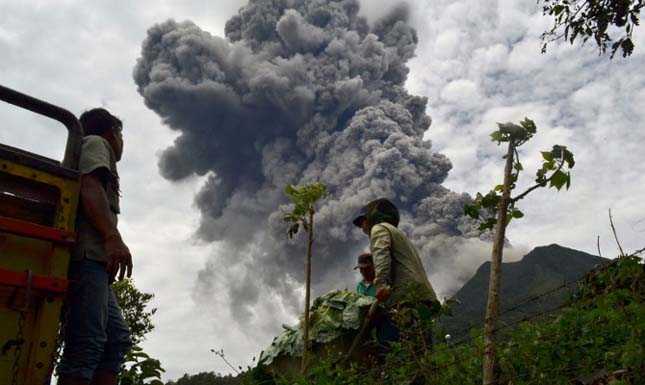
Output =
[
  {"x1": 58, "y1": 260, "x2": 132, "y2": 380},
  {"x1": 374, "y1": 302, "x2": 434, "y2": 351}
]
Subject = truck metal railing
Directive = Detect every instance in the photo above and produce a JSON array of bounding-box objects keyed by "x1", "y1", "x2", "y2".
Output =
[
  {"x1": 0, "y1": 84, "x2": 83, "y2": 385},
  {"x1": 0, "y1": 84, "x2": 83, "y2": 170}
]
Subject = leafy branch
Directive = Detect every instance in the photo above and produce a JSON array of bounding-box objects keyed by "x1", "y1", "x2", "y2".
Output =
[
  {"x1": 118, "y1": 346, "x2": 164, "y2": 385},
  {"x1": 511, "y1": 144, "x2": 575, "y2": 203},
  {"x1": 464, "y1": 118, "x2": 575, "y2": 232},
  {"x1": 112, "y1": 279, "x2": 164, "y2": 385},
  {"x1": 283, "y1": 183, "x2": 330, "y2": 239},
  {"x1": 540, "y1": 0, "x2": 644, "y2": 58}
]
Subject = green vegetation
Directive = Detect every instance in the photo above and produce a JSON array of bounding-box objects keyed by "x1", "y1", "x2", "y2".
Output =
[
  {"x1": 282, "y1": 182, "x2": 330, "y2": 371},
  {"x1": 464, "y1": 118, "x2": 575, "y2": 233},
  {"x1": 464, "y1": 118, "x2": 575, "y2": 384},
  {"x1": 249, "y1": 253, "x2": 644, "y2": 385},
  {"x1": 166, "y1": 372, "x2": 239, "y2": 385},
  {"x1": 113, "y1": 279, "x2": 165, "y2": 385},
  {"x1": 258, "y1": 290, "x2": 377, "y2": 367},
  {"x1": 164, "y1": 250, "x2": 643, "y2": 384},
  {"x1": 113, "y1": 278, "x2": 157, "y2": 346},
  {"x1": 540, "y1": 0, "x2": 643, "y2": 58}
]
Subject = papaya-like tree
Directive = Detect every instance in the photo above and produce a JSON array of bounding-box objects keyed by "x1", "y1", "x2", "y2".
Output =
[
  {"x1": 464, "y1": 118, "x2": 575, "y2": 385},
  {"x1": 282, "y1": 182, "x2": 330, "y2": 372}
]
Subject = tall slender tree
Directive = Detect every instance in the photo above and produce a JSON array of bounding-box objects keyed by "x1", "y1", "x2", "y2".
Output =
[
  {"x1": 282, "y1": 182, "x2": 330, "y2": 373},
  {"x1": 465, "y1": 118, "x2": 575, "y2": 384}
]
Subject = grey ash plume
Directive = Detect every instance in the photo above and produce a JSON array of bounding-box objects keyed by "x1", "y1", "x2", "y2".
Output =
[{"x1": 133, "y1": 0, "x2": 488, "y2": 326}]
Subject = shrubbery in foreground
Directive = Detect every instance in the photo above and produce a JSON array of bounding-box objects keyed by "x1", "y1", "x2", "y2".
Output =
[{"x1": 237, "y1": 254, "x2": 643, "y2": 385}]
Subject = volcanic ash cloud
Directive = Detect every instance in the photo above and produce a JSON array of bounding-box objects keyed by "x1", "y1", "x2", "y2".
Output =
[{"x1": 134, "y1": 0, "x2": 484, "y2": 326}]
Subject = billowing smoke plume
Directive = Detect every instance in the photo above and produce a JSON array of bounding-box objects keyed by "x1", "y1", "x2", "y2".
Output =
[{"x1": 134, "y1": 0, "x2": 495, "y2": 328}]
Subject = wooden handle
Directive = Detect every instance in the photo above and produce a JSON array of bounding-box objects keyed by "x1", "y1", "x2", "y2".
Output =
[{"x1": 343, "y1": 301, "x2": 379, "y2": 364}]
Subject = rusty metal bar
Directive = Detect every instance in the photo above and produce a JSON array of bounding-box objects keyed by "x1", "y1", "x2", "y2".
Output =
[
  {"x1": 0, "y1": 269, "x2": 68, "y2": 294},
  {"x1": 0, "y1": 216, "x2": 76, "y2": 245},
  {"x1": 0, "y1": 84, "x2": 83, "y2": 170}
]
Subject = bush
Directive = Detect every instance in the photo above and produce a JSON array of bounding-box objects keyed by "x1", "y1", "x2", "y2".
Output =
[{"x1": 245, "y1": 254, "x2": 644, "y2": 385}]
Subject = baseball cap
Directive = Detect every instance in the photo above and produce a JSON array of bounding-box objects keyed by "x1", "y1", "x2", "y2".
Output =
[
  {"x1": 354, "y1": 253, "x2": 373, "y2": 269},
  {"x1": 352, "y1": 206, "x2": 368, "y2": 227}
]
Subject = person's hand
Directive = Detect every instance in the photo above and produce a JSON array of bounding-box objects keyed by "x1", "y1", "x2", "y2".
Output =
[
  {"x1": 376, "y1": 285, "x2": 391, "y2": 303},
  {"x1": 105, "y1": 234, "x2": 132, "y2": 281}
]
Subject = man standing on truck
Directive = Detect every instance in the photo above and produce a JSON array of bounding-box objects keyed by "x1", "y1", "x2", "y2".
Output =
[{"x1": 58, "y1": 108, "x2": 132, "y2": 385}]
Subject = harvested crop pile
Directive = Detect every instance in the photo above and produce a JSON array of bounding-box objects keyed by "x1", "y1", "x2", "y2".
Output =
[{"x1": 259, "y1": 290, "x2": 376, "y2": 365}]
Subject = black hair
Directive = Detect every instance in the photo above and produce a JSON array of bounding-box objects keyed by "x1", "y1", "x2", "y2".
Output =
[{"x1": 79, "y1": 108, "x2": 122, "y2": 137}]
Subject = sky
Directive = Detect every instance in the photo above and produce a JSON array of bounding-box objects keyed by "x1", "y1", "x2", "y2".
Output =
[{"x1": 1, "y1": 0, "x2": 644, "y2": 382}]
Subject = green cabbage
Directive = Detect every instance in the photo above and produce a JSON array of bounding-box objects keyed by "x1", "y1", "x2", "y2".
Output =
[{"x1": 259, "y1": 290, "x2": 376, "y2": 365}]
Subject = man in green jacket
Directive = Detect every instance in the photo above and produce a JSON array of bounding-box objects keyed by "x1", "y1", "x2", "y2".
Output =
[
  {"x1": 352, "y1": 198, "x2": 436, "y2": 306},
  {"x1": 353, "y1": 198, "x2": 437, "y2": 349}
]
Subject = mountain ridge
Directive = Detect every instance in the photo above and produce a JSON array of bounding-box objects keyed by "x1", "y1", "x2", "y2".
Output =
[{"x1": 441, "y1": 243, "x2": 606, "y2": 338}]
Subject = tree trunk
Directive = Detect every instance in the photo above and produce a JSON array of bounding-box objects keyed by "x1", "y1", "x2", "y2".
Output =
[
  {"x1": 482, "y1": 140, "x2": 515, "y2": 385},
  {"x1": 301, "y1": 211, "x2": 314, "y2": 373}
]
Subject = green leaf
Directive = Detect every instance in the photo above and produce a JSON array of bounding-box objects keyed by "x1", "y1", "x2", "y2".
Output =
[
  {"x1": 481, "y1": 191, "x2": 501, "y2": 209},
  {"x1": 514, "y1": 162, "x2": 524, "y2": 171},
  {"x1": 287, "y1": 223, "x2": 300, "y2": 238},
  {"x1": 511, "y1": 208, "x2": 524, "y2": 218},
  {"x1": 519, "y1": 117, "x2": 537, "y2": 136},
  {"x1": 478, "y1": 219, "x2": 495, "y2": 231},
  {"x1": 550, "y1": 169, "x2": 569, "y2": 191},
  {"x1": 541, "y1": 151, "x2": 554, "y2": 162},
  {"x1": 563, "y1": 148, "x2": 575, "y2": 168},
  {"x1": 282, "y1": 214, "x2": 294, "y2": 222},
  {"x1": 477, "y1": 218, "x2": 497, "y2": 232},
  {"x1": 536, "y1": 167, "x2": 547, "y2": 183},
  {"x1": 464, "y1": 203, "x2": 479, "y2": 219},
  {"x1": 621, "y1": 38, "x2": 635, "y2": 57},
  {"x1": 490, "y1": 131, "x2": 504, "y2": 143}
]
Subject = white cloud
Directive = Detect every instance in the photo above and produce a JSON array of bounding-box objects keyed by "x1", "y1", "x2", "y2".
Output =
[
  {"x1": 440, "y1": 79, "x2": 481, "y2": 108},
  {"x1": 469, "y1": 43, "x2": 510, "y2": 78},
  {"x1": 496, "y1": 0, "x2": 532, "y2": 43},
  {"x1": 507, "y1": 38, "x2": 547, "y2": 74},
  {"x1": 433, "y1": 29, "x2": 464, "y2": 59}
]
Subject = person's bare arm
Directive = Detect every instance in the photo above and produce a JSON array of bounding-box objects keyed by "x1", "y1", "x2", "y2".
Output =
[{"x1": 80, "y1": 172, "x2": 132, "y2": 281}]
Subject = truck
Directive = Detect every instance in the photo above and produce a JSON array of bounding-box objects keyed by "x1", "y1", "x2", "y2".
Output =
[{"x1": 0, "y1": 84, "x2": 83, "y2": 385}]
